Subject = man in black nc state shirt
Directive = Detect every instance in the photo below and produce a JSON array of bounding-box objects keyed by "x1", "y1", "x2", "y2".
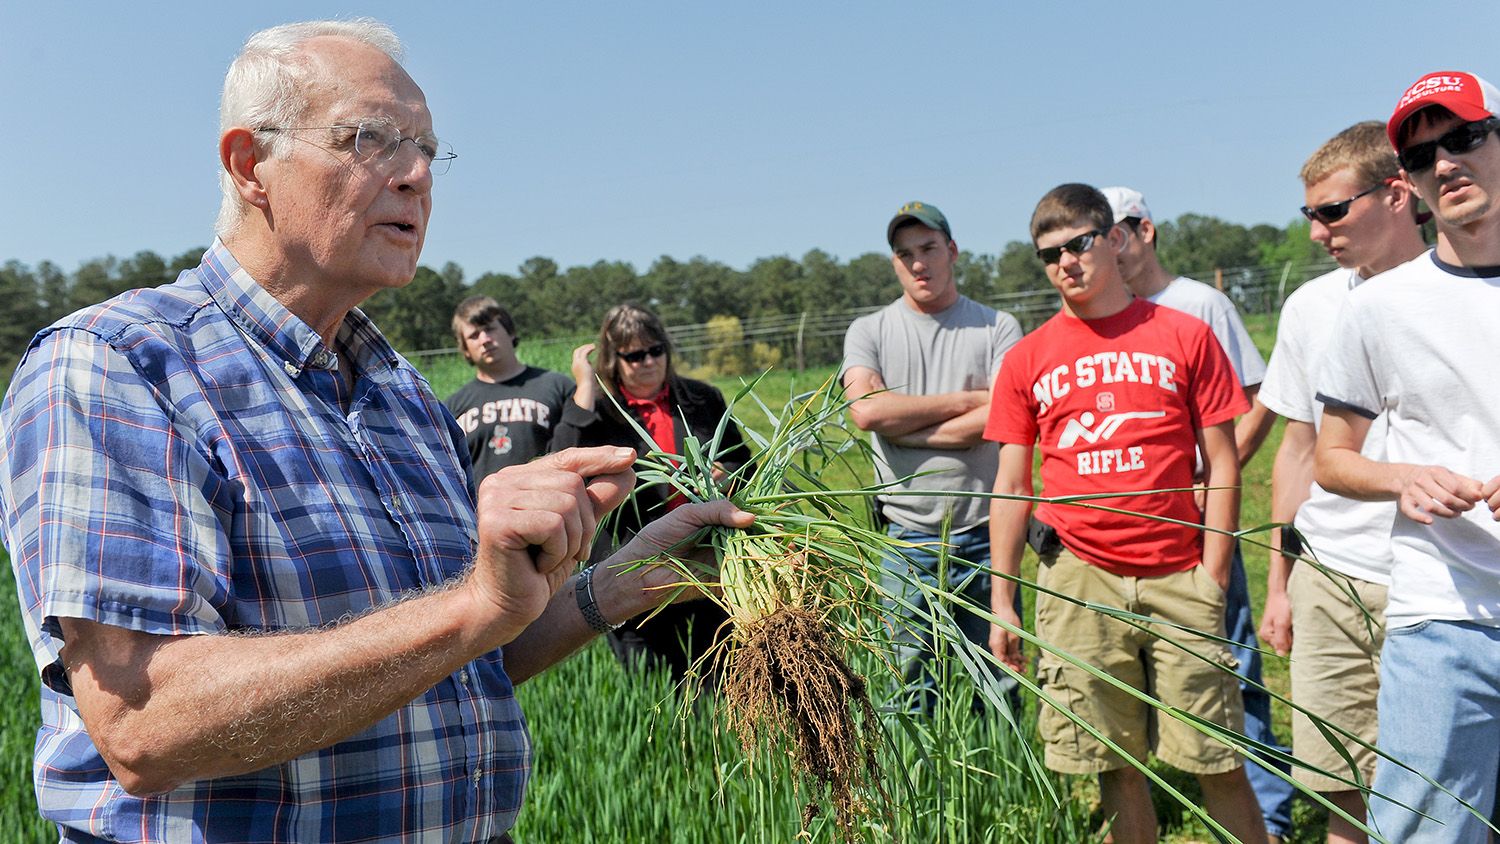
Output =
[{"x1": 445, "y1": 296, "x2": 576, "y2": 484}]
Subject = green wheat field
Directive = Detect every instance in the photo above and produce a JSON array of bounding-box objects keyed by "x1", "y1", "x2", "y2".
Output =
[{"x1": 3, "y1": 317, "x2": 1335, "y2": 843}]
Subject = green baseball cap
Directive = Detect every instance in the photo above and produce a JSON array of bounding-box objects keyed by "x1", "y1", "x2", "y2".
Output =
[{"x1": 887, "y1": 201, "x2": 952, "y2": 247}]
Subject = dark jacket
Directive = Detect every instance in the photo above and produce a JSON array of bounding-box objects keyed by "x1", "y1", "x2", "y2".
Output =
[
  {"x1": 550, "y1": 375, "x2": 752, "y2": 540},
  {"x1": 549, "y1": 375, "x2": 752, "y2": 682}
]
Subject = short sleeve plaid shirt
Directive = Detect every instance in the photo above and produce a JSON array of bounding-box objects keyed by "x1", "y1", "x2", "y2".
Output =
[{"x1": 1, "y1": 242, "x2": 531, "y2": 843}]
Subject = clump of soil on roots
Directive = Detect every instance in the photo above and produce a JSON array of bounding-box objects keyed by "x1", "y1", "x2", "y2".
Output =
[{"x1": 722, "y1": 606, "x2": 886, "y2": 838}]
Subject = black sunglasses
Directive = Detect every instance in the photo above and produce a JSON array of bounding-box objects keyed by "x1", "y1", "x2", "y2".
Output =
[
  {"x1": 1036, "y1": 229, "x2": 1105, "y2": 265},
  {"x1": 1398, "y1": 117, "x2": 1500, "y2": 173},
  {"x1": 618, "y1": 343, "x2": 667, "y2": 364},
  {"x1": 1300, "y1": 183, "x2": 1387, "y2": 225}
]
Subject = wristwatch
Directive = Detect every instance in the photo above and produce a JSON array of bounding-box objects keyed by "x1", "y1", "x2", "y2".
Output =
[{"x1": 576, "y1": 564, "x2": 621, "y2": 634}]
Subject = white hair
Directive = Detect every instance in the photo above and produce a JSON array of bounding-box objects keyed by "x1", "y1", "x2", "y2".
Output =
[{"x1": 214, "y1": 19, "x2": 404, "y2": 237}]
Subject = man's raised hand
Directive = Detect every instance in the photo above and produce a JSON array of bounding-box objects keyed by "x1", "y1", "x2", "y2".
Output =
[{"x1": 468, "y1": 446, "x2": 636, "y2": 643}]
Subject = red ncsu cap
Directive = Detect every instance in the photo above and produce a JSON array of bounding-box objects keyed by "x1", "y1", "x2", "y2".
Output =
[{"x1": 1388, "y1": 71, "x2": 1500, "y2": 148}]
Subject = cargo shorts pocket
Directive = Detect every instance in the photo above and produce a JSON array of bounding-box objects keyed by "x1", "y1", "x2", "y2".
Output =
[
  {"x1": 1036, "y1": 659, "x2": 1143, "y2": 771},
  {"x1": 1037, "y1": 662, "x2": 1089, "y2": 753}
]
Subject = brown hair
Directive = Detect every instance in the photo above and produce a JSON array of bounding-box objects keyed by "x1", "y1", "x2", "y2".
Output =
[
  {"x1": 1301, "y1": 121, "x2": 1400, "y2": 187},
  {"x1": 1394, "y1": 105, "x2": 1459, "y2": 150},
  {"x1": 451, "y1": 295, "x2": 516, "y2": 364},
  {"x1": 596, "y1": 302, "x2": 675, "y2": 394},
  {"x1": 1030, "y1": 183, "x2": 1114, "y2": 243}
]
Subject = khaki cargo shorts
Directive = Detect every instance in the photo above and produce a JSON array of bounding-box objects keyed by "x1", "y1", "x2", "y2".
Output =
[
  {"x1": 1035, "y1": 549, "x2": 1244, "y2": 775},
  {"x1": 1288, "y1": 562, "x2": 1387, "y2": 792}
]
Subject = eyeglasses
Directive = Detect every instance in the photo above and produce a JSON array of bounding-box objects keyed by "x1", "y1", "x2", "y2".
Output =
[
  {"x1": 257, "y1": 118, "x2": 458, "y2": 175},
  {"x1": 618, "y1": 343, "x2": 667, "y2": 364},
  {"x1": 1036, "y1": 229, "x2": 1105, "y2": 265},
  {"x1": 1397, "y1": 117, "x2": 1500, "y2": 173},
  {"x1": 1300, "y1": 183, "x2": 1387, "y2": 225}
]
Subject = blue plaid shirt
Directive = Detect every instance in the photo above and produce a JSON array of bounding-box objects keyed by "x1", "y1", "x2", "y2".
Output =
[{"x1": 1, "y1": 242, "x2": 530, "y2": 843}]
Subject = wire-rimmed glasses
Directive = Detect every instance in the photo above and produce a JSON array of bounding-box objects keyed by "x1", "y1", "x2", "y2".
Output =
[{"x1": 257, "y1": 118, "x2": 457, "y2": 175}]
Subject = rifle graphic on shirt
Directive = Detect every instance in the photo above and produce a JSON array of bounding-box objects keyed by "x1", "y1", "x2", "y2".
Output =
[{"x1": 1057, "y1": 411, "x2": 1166, "y2": 449}]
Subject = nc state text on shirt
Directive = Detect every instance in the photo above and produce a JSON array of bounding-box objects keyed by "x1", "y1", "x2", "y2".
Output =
[
  {"x1": 453, "y1": 398, "x2": 554, "y2": 433},
  {"x1": 1031, "y1": 351, "x2": 1181, "y2": 412}
]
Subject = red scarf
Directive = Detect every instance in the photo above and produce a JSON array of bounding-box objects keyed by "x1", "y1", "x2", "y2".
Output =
[{"x1": 623, "y1": 385, "x2": 684, "y2": 510}]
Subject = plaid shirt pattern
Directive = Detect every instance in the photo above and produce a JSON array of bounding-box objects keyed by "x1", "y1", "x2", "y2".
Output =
[{"x1": 1, "y1": 242, "x2": 530, "y2": 843}]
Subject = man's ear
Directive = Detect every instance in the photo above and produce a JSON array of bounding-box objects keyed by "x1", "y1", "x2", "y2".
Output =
[
  {"x1": 1391, "y1": 174, "x2": 1434, "y2": 226},
  {"x1": 1138, "y1": 218, "x2": 1158, "y2": 248},
  {"x1": 221, "y1": 127, "x2": 270, "y2": 210},
  {"x1": 1388, "y1": 176, "x2": 1417, "y2": 210},
  {"x1": 1398, "y1": 170, "x2": 1425, "y2": 204},
  {"x1": 1106, "y1": 223, "x2": 1128, "y2": 254}
]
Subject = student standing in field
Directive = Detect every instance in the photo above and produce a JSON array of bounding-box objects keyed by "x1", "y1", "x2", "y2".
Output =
[
  {"x1": 1256, "y1": 120, "x2": 1428, "y2": 844},
  {"x1": 987, "y1": 184, "x2": 1265, "y2": 844},
  {"x1": 1102, "y1": 187, "x2": 1275, "y2": 463},
  {"x1": 552, "y1": 303, "x2": 752, "y2": 682},
  {"x1": 445, "y1": 295, "x2": 575, "y2": 485},
  {"x1": 1316, "y1": 71, "x2": 1500, "y2": 842},
  {"x1": 841, "y1": 201, "x2": 1023, "y2": 711},
  {"x1": 0, "y1": 20, "x2": 751, "y2": 842},
  {"x1": 1101, "y1": 185, "x2": 1293, "y2": 841}
]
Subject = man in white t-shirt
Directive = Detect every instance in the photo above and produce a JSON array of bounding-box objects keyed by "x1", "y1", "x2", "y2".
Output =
[
  {"x1": 1102, "y1": 186, "x2": 1290, "y2": 841},
  {"x1": 1257, "y1": 120, "x2": 1428, "y2": 844},
  {"x1": 1102, "y1": 187, "x2": 1274, "y2": 464},
  {"x1": 1317, "y1": 71, "x2": 1500, "y2": 842}
]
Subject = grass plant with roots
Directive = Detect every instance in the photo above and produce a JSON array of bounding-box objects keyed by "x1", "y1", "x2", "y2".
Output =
[
  {"x1": 602, "y1": 374, "x2": 1481, "y2": 843},
  {"x1": 618, "y1": 376, "x2": 902, "y2": 836}
]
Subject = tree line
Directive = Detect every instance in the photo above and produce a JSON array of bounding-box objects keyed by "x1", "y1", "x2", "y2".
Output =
[{"x1": 0, "y1": 214, "x2": 1327, "y2": 380}]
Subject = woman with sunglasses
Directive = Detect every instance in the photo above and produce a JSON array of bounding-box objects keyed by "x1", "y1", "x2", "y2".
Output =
[{"x1": 552, "y1": 302, "x2": 751, "y2": 684}]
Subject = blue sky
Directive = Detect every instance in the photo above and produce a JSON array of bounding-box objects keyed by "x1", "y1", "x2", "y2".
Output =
[{"x1": 4, "y1": 2, "x2": 1497, "y2": 278}]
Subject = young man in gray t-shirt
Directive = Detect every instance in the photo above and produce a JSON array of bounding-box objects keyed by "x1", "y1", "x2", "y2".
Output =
[{"x1": 842, "y1": 201, "x2": 1022, "y2": 711}]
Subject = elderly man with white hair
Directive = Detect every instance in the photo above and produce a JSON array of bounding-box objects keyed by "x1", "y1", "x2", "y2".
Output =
[{"x1": 0, "y1": 19, "x2": 748, "y2": 843}]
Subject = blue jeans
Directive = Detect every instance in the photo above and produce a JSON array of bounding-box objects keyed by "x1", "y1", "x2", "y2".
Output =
[
  {"x1": 1225, "y1": 542, "x2": 1294, "y2": 837},
  {"x1": 1369, "y1": 619, "x2": 1500, "y2": 842},
  {"x1": 882, "y1": 523, "x2": 1020, "y2": 716}
]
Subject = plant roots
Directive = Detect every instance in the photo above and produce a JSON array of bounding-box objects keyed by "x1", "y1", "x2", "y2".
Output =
[{"x1": 722, "y1": 606, "x2": 885, "y2": 839}]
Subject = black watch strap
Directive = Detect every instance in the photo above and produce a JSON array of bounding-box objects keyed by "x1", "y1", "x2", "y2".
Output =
[{"x1": 576, "y1": 564, "x2": 620, "y2": 634}]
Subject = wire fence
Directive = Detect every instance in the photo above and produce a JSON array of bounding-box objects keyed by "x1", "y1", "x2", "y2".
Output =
[{"x1": 406, "y1": 257, "x2": 1338, "y2": 373}]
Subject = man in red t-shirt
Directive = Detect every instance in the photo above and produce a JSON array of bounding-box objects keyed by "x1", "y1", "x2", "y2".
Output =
[{"x1": 984, "y1": 183, "x2": 1264, "y2": 844}]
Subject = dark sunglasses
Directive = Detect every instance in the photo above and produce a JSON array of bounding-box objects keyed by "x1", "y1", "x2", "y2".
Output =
[
  {"x1": 1398, "y1": 117, "x2": 1500, "y2": 173},
  {"x1": 618, "y1": 343, "x2": 667, "y2": 364},
  {"x1": 1300, "y1": 182, "x2": 1387, "y2": 225},
  {"x1": 1036, "y1": 229, "x2": 1105, "y2": 265}
]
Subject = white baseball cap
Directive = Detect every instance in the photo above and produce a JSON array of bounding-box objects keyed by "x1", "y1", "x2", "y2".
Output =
[{"x1": 1101, "y1": 186, "x2": 1153, "y2": 223}]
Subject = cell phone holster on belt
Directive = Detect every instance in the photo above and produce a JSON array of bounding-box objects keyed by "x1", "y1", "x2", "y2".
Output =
[{"x1": 1027, "y1": 517, "x2": 1062, "y2": 557}]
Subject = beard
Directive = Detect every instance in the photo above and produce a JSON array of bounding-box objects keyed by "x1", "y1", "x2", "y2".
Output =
[{"x1": 1433, "y1": 173, "x2": 1494, "y2": 228}]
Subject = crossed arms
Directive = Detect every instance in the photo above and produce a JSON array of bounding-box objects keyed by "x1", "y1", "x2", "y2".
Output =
[{"x1": 842, "y1": 366, "x2": 991, "y2": 449}]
